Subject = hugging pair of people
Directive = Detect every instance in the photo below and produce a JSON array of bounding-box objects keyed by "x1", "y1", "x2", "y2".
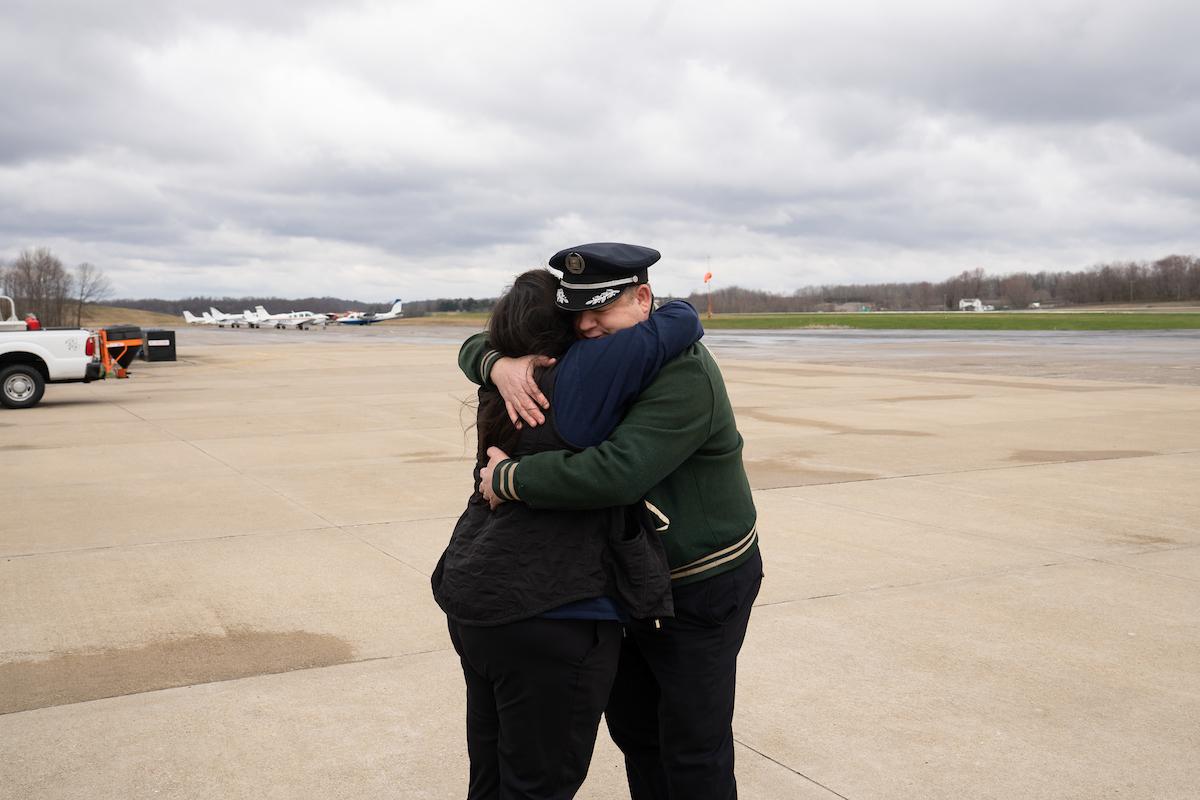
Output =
[{"x1": 433, "y1": 242, "x2": 762, "y2": 800}]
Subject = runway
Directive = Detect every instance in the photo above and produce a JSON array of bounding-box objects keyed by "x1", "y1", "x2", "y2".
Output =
[
  {"x1": 2, "y1": 327, "x2": 1198, "y2": 799},
  {"x1": 181, "y1": 323, "x2": 1200, "y2": 385}
]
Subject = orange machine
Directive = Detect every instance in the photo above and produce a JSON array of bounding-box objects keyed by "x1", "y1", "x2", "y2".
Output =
[{"x1": 98, "y1": 328, "x2": 141, "y2": 378}]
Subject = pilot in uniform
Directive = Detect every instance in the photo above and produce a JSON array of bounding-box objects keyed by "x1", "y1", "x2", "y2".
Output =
[
  {"x1": 439, "y1": 266, "x2": 703, "y2": 798},
  {"x1": 460, "y1": 243, "x2": 763, "y2": 800}
]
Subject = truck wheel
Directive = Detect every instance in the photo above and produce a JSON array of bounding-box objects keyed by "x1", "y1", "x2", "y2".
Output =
[{"x1": 0, "y1": 364, "x2": 46, "y2": 409}]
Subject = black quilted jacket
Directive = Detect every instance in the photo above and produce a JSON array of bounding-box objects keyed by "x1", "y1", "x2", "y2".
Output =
[{"x1": 432, "y1": 371, "x2": 674, "y2": 626}]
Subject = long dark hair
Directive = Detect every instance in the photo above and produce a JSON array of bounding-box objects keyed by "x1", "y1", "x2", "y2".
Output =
[{"x1": 476, "y1": 270, "x2": 575, "y2": 464}]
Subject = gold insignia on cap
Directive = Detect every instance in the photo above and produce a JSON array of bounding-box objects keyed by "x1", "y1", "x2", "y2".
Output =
[{"x1": 565, "y1": 252, "x2": 586, "y2": 275}]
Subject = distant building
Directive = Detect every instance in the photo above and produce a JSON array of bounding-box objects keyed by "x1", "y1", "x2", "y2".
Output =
[
  {"x1": 834, "y1": 302, "x2": 875, "y2": 312},
  {"x1": 959, "y1": 298, "x2": 995, "y2": 312}
]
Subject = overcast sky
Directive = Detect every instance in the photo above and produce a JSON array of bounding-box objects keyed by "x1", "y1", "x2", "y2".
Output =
[{"x1": 2, "y1": 1, "x2": 1197, "y2": 301}]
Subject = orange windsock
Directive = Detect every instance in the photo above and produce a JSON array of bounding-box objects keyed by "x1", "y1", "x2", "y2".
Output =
[{"x1": 703, "y1": 271, "x2": 713, "y2": 283}]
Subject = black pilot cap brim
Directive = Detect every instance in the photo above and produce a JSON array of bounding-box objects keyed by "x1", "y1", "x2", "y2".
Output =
[{"x1": 548, "y1": 242, "x2": 660, "y2": 311}]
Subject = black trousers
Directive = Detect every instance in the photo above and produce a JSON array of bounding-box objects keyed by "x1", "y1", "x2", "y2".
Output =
[
  {"x1": 448, "y1": 617, "x2": 622, "y2": 800},
  {"x1": 605, "y1": 550, "x2": 763, "y2": 800}
]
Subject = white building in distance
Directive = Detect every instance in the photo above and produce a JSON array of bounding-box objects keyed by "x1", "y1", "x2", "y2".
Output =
[{"x1": 959, "y1": 298, "x2": 994, "y2": 311}]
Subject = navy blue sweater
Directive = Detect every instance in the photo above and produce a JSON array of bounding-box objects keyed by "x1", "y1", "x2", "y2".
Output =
[{"x1": 460, "y1": 300, "x2": 703, "y2": 620}]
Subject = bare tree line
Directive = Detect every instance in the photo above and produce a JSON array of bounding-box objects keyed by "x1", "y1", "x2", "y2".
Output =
[
  {"x1": 678, "y1": 255, "x2": 1200, "y2": 313},
  {"x1": 6, "y1": 248, "x2": 1197, "y2": 323},
  {"x1": 0, "y1": 248, "x2": 112, "y2": 326}
]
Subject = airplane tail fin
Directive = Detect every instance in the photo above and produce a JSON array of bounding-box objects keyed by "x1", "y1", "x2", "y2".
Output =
[
  {"x1": 183, "y1": 311, "x2": 198, "y2": 323},
  {"x1": 389, "y1": 299, "x2": 403, "y2": 315},
  {"x1": 255, "y1": 305, "x2": 270, "y2": 320}
]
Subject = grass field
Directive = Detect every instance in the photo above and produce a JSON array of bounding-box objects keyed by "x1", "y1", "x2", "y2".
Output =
[
  {"x1": 697, "y1": 312, "x2": 1200, "y2": 331},
  {"x1": 80, "y1": 305, "x2": 181, "y2": 328},
  {"x1": 413, "y1": 310, "x2": 1200, "y2": 331},
  {"x1": 78, "y1": 307, "x2": 1200, "y2": 331}
]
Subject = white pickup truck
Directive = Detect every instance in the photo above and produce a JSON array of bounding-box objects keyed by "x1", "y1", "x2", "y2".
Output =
[{"x1": 0, "y1": 296, "x2": 104, "y2": 409}]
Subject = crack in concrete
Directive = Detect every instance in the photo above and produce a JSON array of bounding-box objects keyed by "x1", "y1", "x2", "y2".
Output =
[
  {"x1": 733, "y1": 736, "x2": 853, "y2": 799},
  {"x1": 753, "y1": 559, "x2": 1079, "y2": 608}
]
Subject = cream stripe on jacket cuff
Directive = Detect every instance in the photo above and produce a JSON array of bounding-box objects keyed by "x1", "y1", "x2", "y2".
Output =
[
  {"x1": 505, "y1": 460, "x2": 520, "y2": 501},
  {"x1": 491, "y1": 458, "x2": 520, "y2": 501},
  {"x1": 480, "y1": 350, "x2": 502, "y2": 385}
]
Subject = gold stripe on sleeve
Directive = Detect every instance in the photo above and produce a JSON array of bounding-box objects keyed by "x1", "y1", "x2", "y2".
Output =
[
  {"x1": 493, "y1": 460, "x2": 516, "y2": 502},
  {"x1": 669, "y1": 526, "x2": 758, "y2": 580},
  {"x1": 492, "y1": 461, "x2": 509, "y2": 500},
  {"x1": 505, "y1": 460, "x2": 520, "y2": 501},
  {"x1": 644, "y1": 500, "x2": 670, "y2": 531},
  {"x1": 480, "y1": 350, "x2": 501, "y2": 382}
]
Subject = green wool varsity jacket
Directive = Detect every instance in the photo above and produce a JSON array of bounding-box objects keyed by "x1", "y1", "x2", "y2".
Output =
[{"x1": 458, "y1": 334, "x2": 759, "y2": 586}]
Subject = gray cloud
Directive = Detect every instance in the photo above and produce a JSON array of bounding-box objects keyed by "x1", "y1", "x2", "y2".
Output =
[{"x1": 1, "y1": 0, "x2": 1197, "y2": 300}]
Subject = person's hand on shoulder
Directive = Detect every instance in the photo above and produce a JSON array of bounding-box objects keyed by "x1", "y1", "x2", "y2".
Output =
[{"x1": 492, "y1": 354, "x2": 555, "y2": 428}]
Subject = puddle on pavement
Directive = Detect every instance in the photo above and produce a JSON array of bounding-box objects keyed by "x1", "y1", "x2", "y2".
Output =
[
  {"x1": 742, "y1": 408, "x2": 931, "y2": 437},
  {"x1": 0, "y1": 629, "x2": 355, "y2": 715},
  {"x1": 402, "y1": 450, "x2": 445, "y2": 459},
  {"x1": 401, "y1": 450, "x2": 468, "y2": 463},
  {"x1": 896, "y1": 374, "x2": 1142, "y2": 393},
  {"x1": 875, "y1": 394, "x2": 974, "y2": 403},
  {"x1": 746, "y1": 458, "x2": 878, "y2": 489},
  {"x1": 1007, "y1": 449, "x2": 1158, "y2": 463},
  {"x1": 732, "y1": 379, "x2": 837, "y2": 391},
  {"x1": 1111, "y1": 533, "x2": 1180, "y2": 546},
  {"x1": 748, "y1": 365, "x2": 1144, "y2": 393}
]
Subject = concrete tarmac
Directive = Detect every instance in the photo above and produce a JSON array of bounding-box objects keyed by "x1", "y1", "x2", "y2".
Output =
[{"x1": 2, "y1": 326, "x2": 1198, "y2": 799}]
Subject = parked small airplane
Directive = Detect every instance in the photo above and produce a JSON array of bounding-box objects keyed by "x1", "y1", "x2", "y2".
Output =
[
  {"x1": 336, "y1": 299, "x2": 403, "y2": 325},
  {"x1": 209, "y1": 307, "x2": 257, "y2": 328},
  {"x1": 182, "y1": 310, "x2": 214, "y2": 325},
  {"x1": 254, "y1": 306, "x2": 327, "y2": 330},
  {"x1": 277, "y1": 312, "x2": 327, "y2": 330}
]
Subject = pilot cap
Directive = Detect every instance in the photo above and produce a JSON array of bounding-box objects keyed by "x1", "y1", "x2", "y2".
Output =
[{"x1": 548, "y1": 242, "x2": 660, "y2": 311}]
